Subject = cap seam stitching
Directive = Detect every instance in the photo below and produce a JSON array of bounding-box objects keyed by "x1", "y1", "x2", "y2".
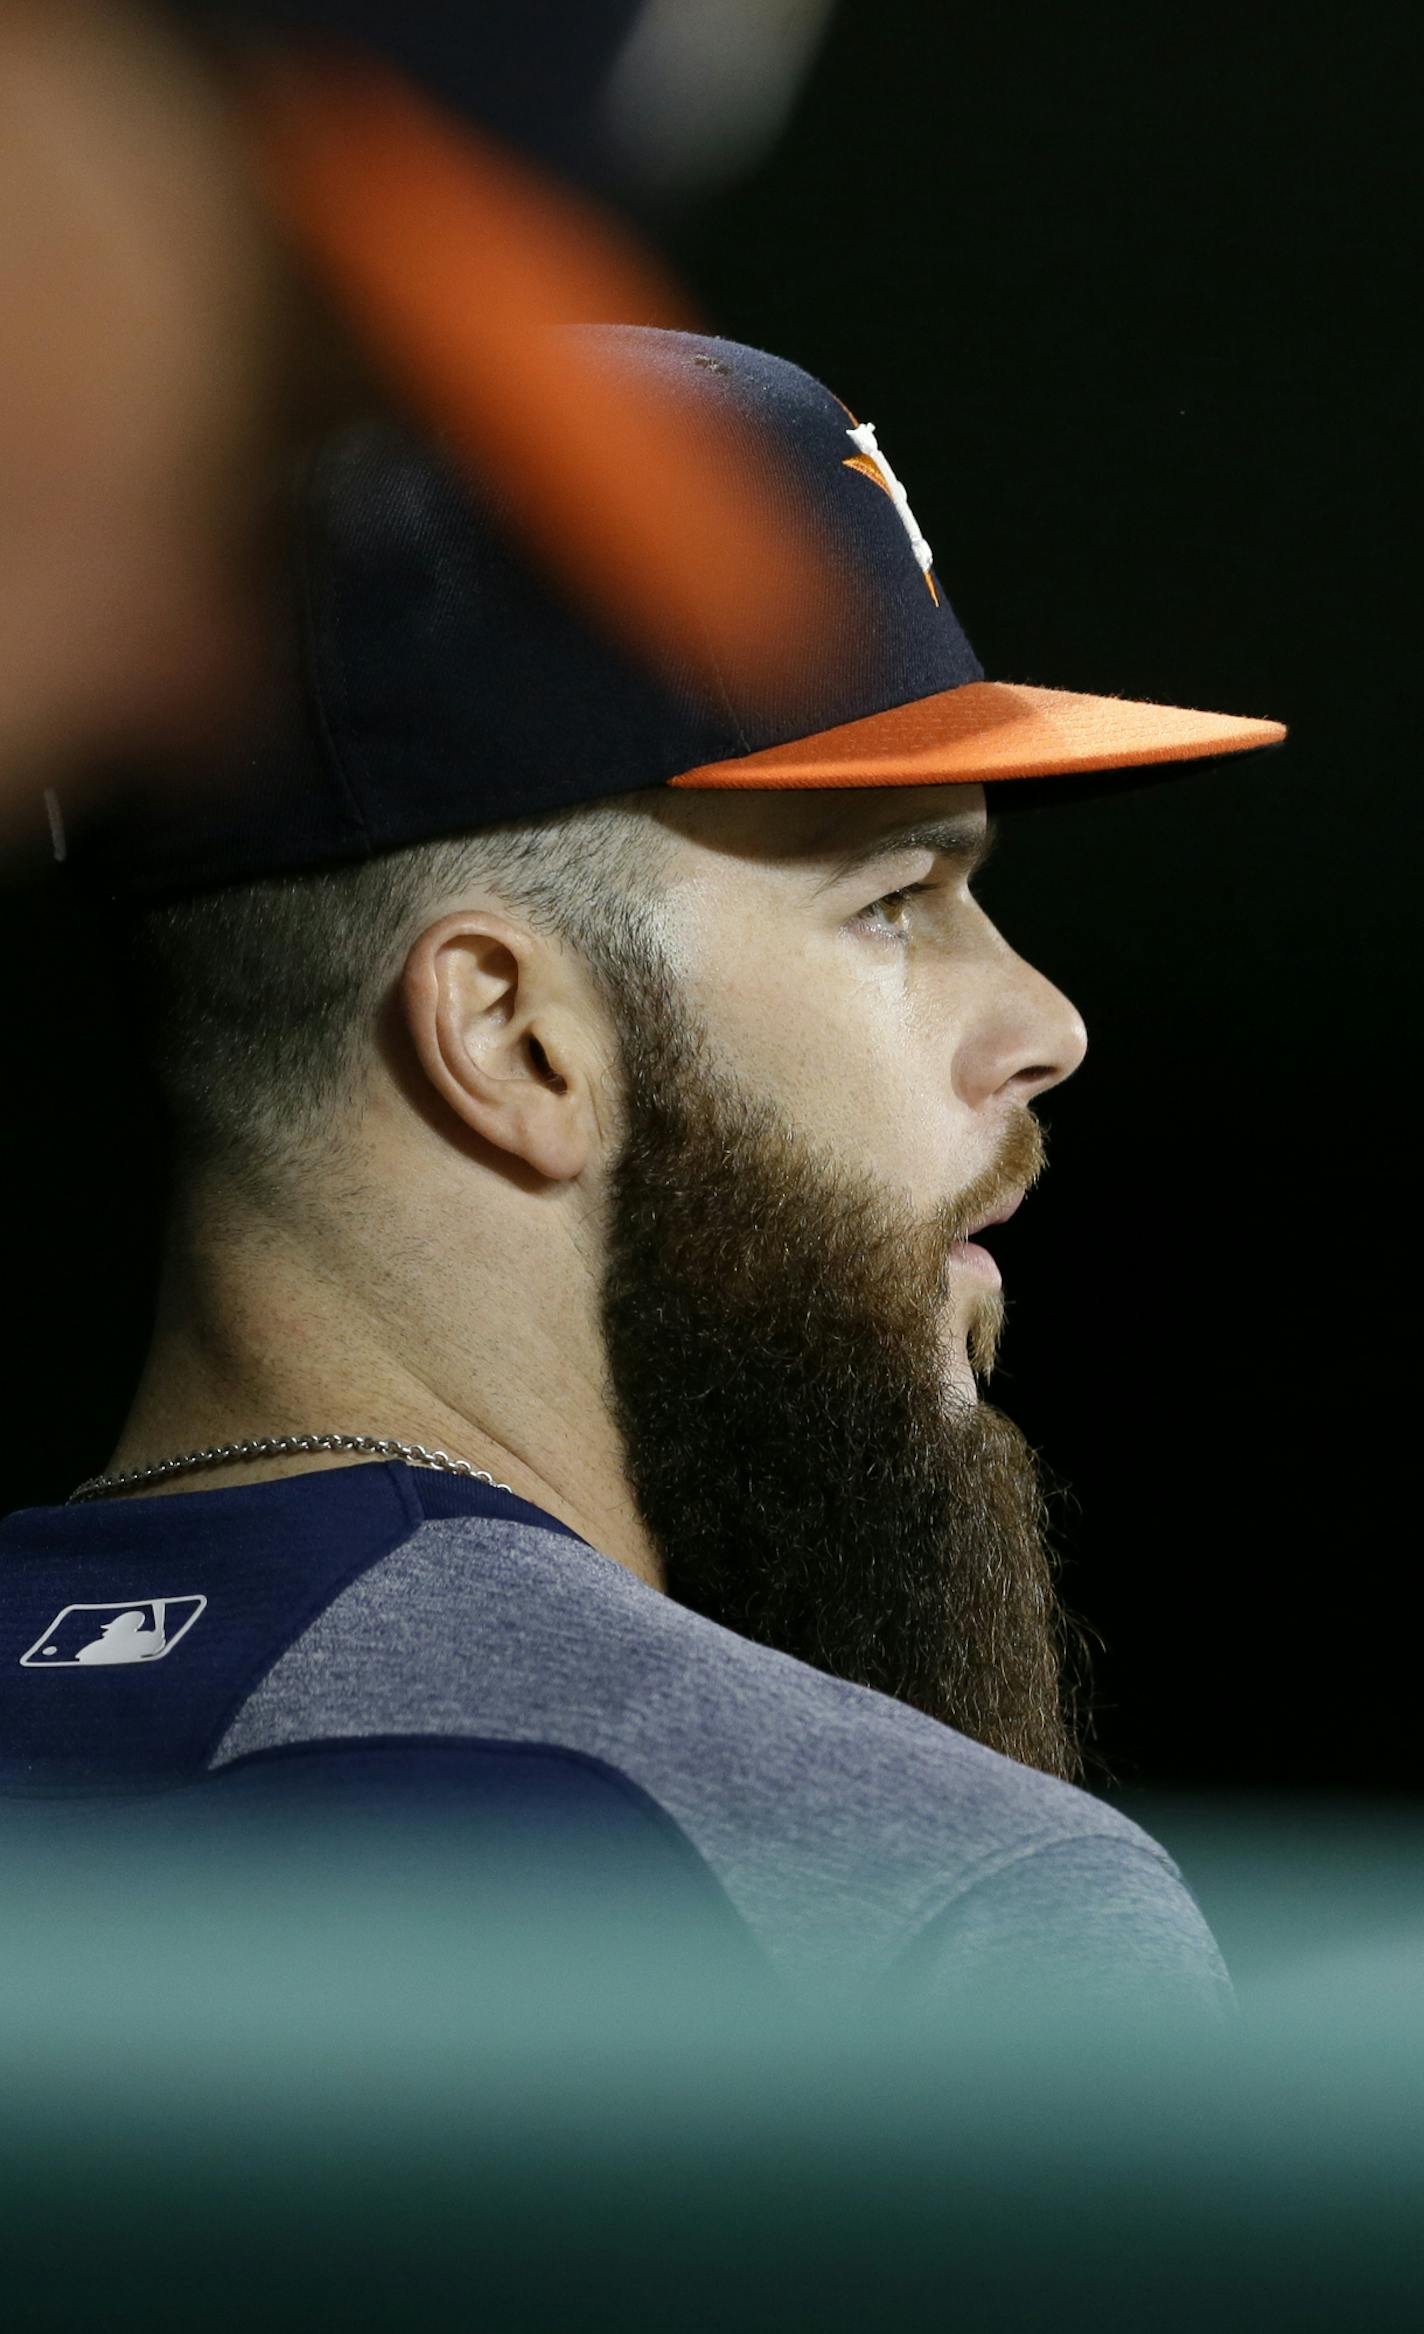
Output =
[{"x1": 690, "y1": 617, "x2": 753, "y2": 758}]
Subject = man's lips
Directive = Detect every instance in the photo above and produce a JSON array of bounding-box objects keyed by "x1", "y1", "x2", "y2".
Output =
[
  {"x1": 961, "y1": 1188, "x2": 1025, "y2": 1241},
  {"x1": 947, "y1": 1239, "x2": 1002, "y2": 1288},
  {"x1": 944, "y1": 1188, "x2": 1025, "y2": 1294}
]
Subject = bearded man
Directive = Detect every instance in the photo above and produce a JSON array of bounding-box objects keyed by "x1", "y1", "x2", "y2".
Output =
[{"x1": 1, "y1": 328, "x2": 1286, "y2": 2022}]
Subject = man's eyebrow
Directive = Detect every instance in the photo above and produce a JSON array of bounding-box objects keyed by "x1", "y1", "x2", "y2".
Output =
[{"x1": 805, "y1": 814, "x2": 998, "y2": 892}]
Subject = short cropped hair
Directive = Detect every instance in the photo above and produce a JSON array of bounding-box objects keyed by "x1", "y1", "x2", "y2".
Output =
[{"x1": 118, "y1": 790, "x2": 682, "y2": 1208}]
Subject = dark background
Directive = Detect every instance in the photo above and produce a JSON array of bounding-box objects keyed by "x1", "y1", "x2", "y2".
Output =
[{"x1": 2, "y1": 3, "x2": 1416, "y2": 1807}]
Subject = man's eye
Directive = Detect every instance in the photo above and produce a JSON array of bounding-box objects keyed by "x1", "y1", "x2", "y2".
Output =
[{"x1": 852, "y1": 880, "x2": 936, "y2": 938}]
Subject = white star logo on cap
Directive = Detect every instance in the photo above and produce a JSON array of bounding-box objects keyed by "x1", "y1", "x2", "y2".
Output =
[{"x1": 841, "y1": 421, "x2": 938, "y2": 601}]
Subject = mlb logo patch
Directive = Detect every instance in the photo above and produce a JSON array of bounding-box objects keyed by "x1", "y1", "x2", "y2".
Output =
[{"x1": 20, "y1": 1597, "x2": 206, "y2": 1669}]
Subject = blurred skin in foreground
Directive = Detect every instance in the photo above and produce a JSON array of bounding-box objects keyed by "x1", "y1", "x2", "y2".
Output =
[{"x1": 0, "y1": 0, "x2": 290, "y2": 813}]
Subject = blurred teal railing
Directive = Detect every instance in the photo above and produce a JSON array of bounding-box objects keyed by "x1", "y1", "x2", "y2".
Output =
[{"x1": 1, "y1": 1789, "x2": 1420, "y2": 2329}]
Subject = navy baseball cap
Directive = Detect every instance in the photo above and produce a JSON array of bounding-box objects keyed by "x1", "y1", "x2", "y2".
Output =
[{"x1": 50, "y1": 325, "x2": 1287, "y2": 905}]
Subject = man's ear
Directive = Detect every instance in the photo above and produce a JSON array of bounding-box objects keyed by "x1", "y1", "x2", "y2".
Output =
[{"x1": 399, "y1": 910, "x2": 592, "y2": 1182}]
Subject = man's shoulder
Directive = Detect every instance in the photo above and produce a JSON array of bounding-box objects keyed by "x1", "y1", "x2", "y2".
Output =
[
  {"x1": 209, "y1": 1507, "x2": 1229, "y2": 2010},
  {"x1": 581, "y1": 1525, "x2": 1160, "y2": 1873},
  {"x1": 216, "y1": 1505, "x2": 1158, "y2": 1874}
]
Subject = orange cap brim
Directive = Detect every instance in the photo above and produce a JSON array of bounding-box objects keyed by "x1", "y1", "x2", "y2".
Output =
[{"x1": 666, "y1": 680, "x2": 1287, "y2": 789}]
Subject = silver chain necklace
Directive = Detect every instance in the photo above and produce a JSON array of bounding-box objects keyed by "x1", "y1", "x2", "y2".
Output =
[{"x1": 67, "y1": 1432, "x2": 514, "y2": 1504}]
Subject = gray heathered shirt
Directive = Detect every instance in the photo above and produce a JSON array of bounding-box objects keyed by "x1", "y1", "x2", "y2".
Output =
[{"x1": 195, "y1": 1473, "x2": 1236, "y2": 2025}]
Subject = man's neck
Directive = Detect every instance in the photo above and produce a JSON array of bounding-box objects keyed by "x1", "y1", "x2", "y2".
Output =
[{"x1": 101, "y1": 1205, "x2": 667, "y2": 1593}]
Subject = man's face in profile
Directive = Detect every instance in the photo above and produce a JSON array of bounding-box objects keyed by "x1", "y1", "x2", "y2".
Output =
[{"x1": 592, "y1": 783, "x2": 1097, "y2": 1782}]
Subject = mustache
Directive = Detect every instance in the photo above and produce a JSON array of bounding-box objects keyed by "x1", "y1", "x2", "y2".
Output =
[{"x1": 941, "y1": 1109, "x2": 1048, "y2": 1257}]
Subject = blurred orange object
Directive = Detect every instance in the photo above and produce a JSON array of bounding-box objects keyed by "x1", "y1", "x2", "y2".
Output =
[{"x1": 243, "y1": 50, "x2": 850, "y2": 715}]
